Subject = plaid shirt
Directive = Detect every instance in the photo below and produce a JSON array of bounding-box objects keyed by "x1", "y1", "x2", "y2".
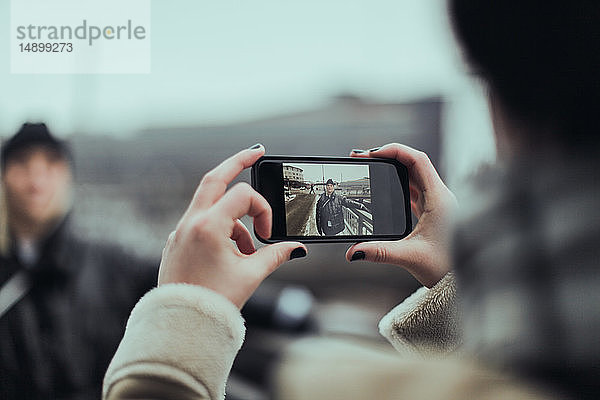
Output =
[{"x1": 453, "y1": 153, "x2": 600, "y2": 399}]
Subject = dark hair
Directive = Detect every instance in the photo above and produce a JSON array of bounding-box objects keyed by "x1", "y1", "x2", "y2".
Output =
[
  {"x1": 1, "y1": 123, "x2": 72, "y2": 171},
  {"x1": 448, "y1": 1, "x2": 600, "y2": 149}
]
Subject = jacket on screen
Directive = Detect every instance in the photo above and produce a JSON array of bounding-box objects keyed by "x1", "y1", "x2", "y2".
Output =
[{"x1": 315, "y1": 192, "x2": 363, "y2": 235}]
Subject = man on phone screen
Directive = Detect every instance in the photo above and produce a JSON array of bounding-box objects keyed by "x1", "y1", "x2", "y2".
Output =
[{"x1": 315, "y1": 178, "x2": 367, "y2": 235}]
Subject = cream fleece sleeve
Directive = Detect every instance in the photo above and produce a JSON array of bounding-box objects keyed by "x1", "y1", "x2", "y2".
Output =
[
  {"x1": 103, "y1": 284, "x2": 245, "y2": 400},
  {"x1": 379, "y1": 273, "x2": 460, "y2": 355}
]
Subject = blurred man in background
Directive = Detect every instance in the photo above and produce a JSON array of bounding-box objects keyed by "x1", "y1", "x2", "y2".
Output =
[{"x1": 0, "y1": 123, "x2": 157, "y2": 399}]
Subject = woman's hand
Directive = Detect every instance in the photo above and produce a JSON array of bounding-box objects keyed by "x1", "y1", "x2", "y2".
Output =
[
  {"x1": 158, "y1": 144, "x2": 307, "y2": 308},
  {"x1": 347, "y1": 143, "x2": 457, "y2": 288}
]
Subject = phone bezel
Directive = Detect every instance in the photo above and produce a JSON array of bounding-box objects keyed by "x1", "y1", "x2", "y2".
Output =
[{"x1": 251, "y1": 155, "x2": 412, "y2": 243}]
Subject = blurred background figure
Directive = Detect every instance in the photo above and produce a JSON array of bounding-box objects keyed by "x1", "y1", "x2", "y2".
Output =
[{"x1": 0, "y1": 123, "x2": 157, "y2": 399}]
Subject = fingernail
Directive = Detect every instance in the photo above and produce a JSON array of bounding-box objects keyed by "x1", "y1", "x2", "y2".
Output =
[
  {"x1": 350, "y1": 251, "x2": 365, "y2": 261},
  {"x1": 368, "y1": 147, "x2": 380, "y2": 152},
  {"x1": 249, "y1": 143, "x2": 262, "y2": 150},
  {"x1": 290, "y1": 247, "x2": 307, "y2": 260},
  {"x1": 351, "y1": 149, "x2": 366, "y2": 153}
]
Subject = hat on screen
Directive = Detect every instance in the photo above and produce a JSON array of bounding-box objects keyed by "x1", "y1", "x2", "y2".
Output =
[
  {"x1": 1, "y1": 123, "x2": 71, "y2": 170},
  {"x1": 325, "y1": 179, "x2": 335, "y2": 185}
]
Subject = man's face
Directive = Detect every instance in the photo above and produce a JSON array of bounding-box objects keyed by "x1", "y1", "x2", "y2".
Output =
[
  {"x1": 326, "y1": 183, "x2": 334, "y2": 195},
  {"x1": 2, "y1": 146, "x2": 72, "y2": 226}
]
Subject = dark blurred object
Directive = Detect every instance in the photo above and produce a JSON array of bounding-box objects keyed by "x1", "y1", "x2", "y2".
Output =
[
  {"x1": 449, "y1": 1, "x2": 600, "y2": 151},
  {"x1": 238, "y1": 281, "x2": 315, "y2": 384},
  {"x1": 454, "y1": 154, "x2": 600, "y2": 400},
  {"x1": 1, "y1": 123, "x2": 72, "y2": 169},
  {"x1": 243, "y1": 281, "x2": 315, "y2": 333},
  {"x1": 227, "y1": 282, "x2": 315, "y2": 400}
]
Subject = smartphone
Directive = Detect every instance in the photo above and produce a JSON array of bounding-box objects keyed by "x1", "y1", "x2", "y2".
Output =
[{"x1": 251, "y1": 155, "x2": 412, "y2": 243}]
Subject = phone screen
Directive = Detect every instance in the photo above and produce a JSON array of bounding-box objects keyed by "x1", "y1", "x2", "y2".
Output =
[{"x1": 252, "y1": 156, "x2": 411, "y2": 243}]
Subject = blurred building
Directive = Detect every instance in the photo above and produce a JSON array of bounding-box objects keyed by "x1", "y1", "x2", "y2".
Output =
[
  {"x1": 70, "y1": 94, "x2": 441, "y2": 218},
  {"x1": 66, "y1": 94, "x2": 441, "y2": 295},
  {"x1": 339, "y1": 177, "x2": 370, "y2": 196}
]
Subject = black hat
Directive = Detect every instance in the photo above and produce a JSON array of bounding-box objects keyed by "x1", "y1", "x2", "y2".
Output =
[
  {"x1": 325, "y1": 179, "x2": 335, "y2": 185},
  {"x1": 1, "y1": 123, "x2": 71, "y2": 170}
]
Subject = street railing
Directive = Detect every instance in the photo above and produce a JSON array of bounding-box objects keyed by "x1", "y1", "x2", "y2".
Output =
[{"x1": 344, "y1": 207, "x2": 373, "y2": 235}]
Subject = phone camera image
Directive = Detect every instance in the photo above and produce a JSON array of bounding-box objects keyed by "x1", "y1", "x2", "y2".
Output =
[
  {"x1": 252, "y1": 156, "x2": 412, "y2": 243},
  {"x1": 283, "y1": 163, "x2": 372, "y2": 237}
]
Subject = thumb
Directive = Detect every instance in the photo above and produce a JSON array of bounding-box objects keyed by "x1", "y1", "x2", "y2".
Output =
[
  {"x1": 346, "y1": 239, "x2": 446, "y2": 288},
  {"x1": 346, "y1": 240, "x2": 419, "y2": 266},
  {"x1": 252, "y1": 241, "x2": 307, "y2": 275}
]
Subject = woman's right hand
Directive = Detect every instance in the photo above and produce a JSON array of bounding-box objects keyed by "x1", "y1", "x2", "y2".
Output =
[
  {"x1": 157, "y1": 145, "x2": 307, "y2": 308},
  {"x1": 346, "y1": 143, "x2": 457, "y2": 288}
]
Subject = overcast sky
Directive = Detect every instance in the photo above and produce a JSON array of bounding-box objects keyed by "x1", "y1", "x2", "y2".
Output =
[
  {"x1": 0, "y1": 0, "x2": 466, "y2": 137},
  {"x1": 286, "y1": 163, "x2": 369, "y2": 183},
  {"x1": 1, "y1": 0, "x2": 496, "y2": 186}
]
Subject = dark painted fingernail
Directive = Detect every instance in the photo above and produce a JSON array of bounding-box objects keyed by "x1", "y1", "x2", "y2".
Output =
[
  {"x1": 350, "y1": 251, "x2": 366, "y2": 261},
  {"x1": 368, "y1": 147, "x2": 380, "y2": 152},
  {"x1": 352, "y1": 149, "x2": 366, "y2": 153},
  {"x1": 290, "y1": 247, "x2": 307, "y2": 260},
  {"x1": 249, "y1": 143, "x2": 262, "y2": 150}
]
